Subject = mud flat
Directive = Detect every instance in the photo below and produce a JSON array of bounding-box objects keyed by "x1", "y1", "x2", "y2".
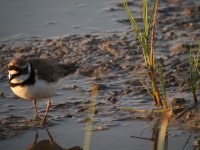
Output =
[{"x1": 0, "y1": 30, "x2": 200, "y2": 149}]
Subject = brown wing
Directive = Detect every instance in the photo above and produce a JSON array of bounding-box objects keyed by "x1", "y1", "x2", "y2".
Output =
[{"x1": 29, "y1": 59, "x2": 66, "y2": 82}]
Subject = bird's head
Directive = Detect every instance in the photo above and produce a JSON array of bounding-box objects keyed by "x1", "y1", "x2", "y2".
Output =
[{"x1": 8, "y1": 58, "x2": 30, "y2": 83}]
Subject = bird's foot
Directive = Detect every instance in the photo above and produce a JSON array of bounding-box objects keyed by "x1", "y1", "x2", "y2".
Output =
[
  {"x1": 34, "y1": 115, "x2": 48, "y2": 126},
  {"x1": 42, "y1": 118, "x2": 48, "y2": 126},
  {"x1": 34, "y1": 115, "x2": 42, "y2": 121}
]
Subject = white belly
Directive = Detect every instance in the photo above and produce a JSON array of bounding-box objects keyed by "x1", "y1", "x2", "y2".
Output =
[{"x1": 11, "y1": 79, "x2": 63, "y2": 100}]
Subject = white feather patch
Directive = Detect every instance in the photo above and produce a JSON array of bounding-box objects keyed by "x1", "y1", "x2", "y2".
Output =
[
  {"x1": 10, "y1": 74, "x2": 30, "y2": 84},
  {"x1": 11, "y1": 78, "x2": 63, "y2": 99}
]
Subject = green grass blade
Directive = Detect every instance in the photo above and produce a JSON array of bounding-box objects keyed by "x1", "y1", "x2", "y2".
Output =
[
  {"x1": 194, "y1": 40, "x2": 200, "y2": 76},
  {"x1": 122, "y1": 1, "x2": 147, "y2": 46},
  {"x1": 160, "y1": 67, "x2": 168, "y2": 108},
  {"x1": 149, "y1": 0, "x2": 157, "y2": 33},
  {"x1": 140, "y1": 80, "x2": 154, "y2": 98},
  {"x1": 189, "y1": 46, "x2": 193, "y2": 91},
  {"x1": 142, "y1": 0, "x2": 149, "y2": 37},
  {"x1": 189, "y1": 45, "x2": 198, "y2": 104},
  {"x1": 122, "y1": 1, "x2": 141, "y2": 40}
]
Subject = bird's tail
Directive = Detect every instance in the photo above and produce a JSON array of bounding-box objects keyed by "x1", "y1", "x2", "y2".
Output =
[{"x1": 58, "y1": 63, "x2": 79, "y2": 76}]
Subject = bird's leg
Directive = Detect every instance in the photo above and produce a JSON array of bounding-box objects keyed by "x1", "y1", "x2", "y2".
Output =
[
  {"x1": 33, "y1": 99, "x2": 42, "y2": 121},
  {"x1": 45, "y1": 127, "x2": 54, "y2": 144},
  {"x1": 43, "y1": 99, "x2": 51, "y2": 125},
  {"x1": 33, "y1": 130, "x2": 39, "y2": 145}
]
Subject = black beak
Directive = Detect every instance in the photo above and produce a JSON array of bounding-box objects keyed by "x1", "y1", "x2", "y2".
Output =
[{"x1": 8, "y1": 74, "x2": 15, "y2": 83}]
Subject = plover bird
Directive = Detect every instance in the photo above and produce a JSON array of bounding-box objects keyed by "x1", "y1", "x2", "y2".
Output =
[{"x1": 8, "y1": 58, "x2": 78, "y2": 124}]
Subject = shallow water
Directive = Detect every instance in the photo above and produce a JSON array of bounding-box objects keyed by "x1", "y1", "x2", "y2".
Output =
[
  {"x1": 0, "y1": 0, "x2": 127, "y2": 42},
  {"x1": 0, "y1": 119, "x2": 197, "y2": 150}
]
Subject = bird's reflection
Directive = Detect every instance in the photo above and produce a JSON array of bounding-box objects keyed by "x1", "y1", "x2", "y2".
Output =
[{"x1": 26, "y1": 127, "x2": 82, "y2": 150}]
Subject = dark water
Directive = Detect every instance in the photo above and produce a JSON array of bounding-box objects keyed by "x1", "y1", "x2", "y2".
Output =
[{"x1": 0, "y1": 0, "x2": 126, "y2": 41}]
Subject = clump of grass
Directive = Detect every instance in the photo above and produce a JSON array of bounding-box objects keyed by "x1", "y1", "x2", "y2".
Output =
[
  {"x1": 188, "y1": 41, "x2": 200, "y2": 105},
  {"x1": 159, "y1": 66, "x2": 168, "y2": 108},
  {"x1": 122, "y1": 0, "x2": 163, "y2": 106}
]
